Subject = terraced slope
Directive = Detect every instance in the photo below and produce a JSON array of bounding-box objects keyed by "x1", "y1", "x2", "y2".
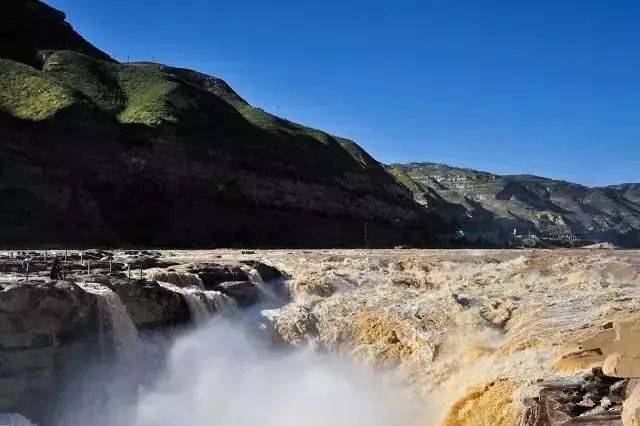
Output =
[
  {"x1": 389, "y1": 163, "x2": 640, "y2": 247},
  {"x1": 0, "y1": 1, "x2": 446, "y2": 248}
]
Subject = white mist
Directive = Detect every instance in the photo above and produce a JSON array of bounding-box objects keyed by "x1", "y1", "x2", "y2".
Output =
[{"x1": 133, "y1": 318, "x2": 425, "y2": 426}]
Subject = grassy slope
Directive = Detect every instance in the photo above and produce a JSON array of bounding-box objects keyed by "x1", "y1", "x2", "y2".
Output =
[
  {"x1": 0, "y1": 52, "x2": 174, "y2": 124},
  {"x1": 0, "y1": 50, "x2": 378, "y2": 165},
  {"x1": 0, "y1": 59, "x2": 76, "y2": 120}
]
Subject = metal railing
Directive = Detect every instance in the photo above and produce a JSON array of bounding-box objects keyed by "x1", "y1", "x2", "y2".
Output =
[{"x1": 0, "y1": 250, "x2": 146, "y2": 282}]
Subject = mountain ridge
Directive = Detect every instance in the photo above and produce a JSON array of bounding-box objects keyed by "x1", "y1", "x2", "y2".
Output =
[
  {"x1": 388, "y1": 162, "x2": 640, "y2": 247},
  {"x1": 396, "y1": 161, "x2": 636, "y2": 190}
]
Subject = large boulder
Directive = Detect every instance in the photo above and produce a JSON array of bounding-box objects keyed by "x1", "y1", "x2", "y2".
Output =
[
  {"x1": 215, "y1": 281, "x2": 260, "y2": 308},
  {"x1": 522, "y1": 369, "x2": 627, "y2": 425},
  {"x1": 0, "y1": 280, "x2": 98, "y2": 420},
  {"x1": 106, "y1": 278, "x2": 190, "y2": 329},
  {"x1": 186, "y1": 264, "x2": 249, "y2": 289},
  {"x1": 240, "y1": 260, "x2": 283, "y2": 282},
  {"x1": 0, "y1": 280, "x2": 97, "y2": 346}
]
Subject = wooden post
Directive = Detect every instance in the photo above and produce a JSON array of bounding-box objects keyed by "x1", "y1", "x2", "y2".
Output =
[
  {"x1": 25, "y1": 262, "x2": 29, "y2": 282},
  {"x1": 80, "y1": 251, "x2": 83, "y2": 265},
  {"x1": 64, "y1": 249, "x2": 67, "y2": 262},
  {"x1": 109, "y1": 260, "x2": 113, "y2": 273},
  {"x1": 87, "y1": 262, "x2": 91, "y2": 275},
  {"x1": 44, "y1": 250, "x2": 47, "y2": 263},
  {"x1": 128, "y1": 264, "x2": 131, "y2": 279}
]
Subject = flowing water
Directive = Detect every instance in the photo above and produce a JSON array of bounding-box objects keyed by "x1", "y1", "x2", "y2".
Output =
[
  {"x1": 132, "y1": 318, "x2": 425, "y2": 426},
  {"x1": 246, "y1": 268, "x2": 279, "y2": 303},
  {"x1": 51, "y1": 271, "x2": 424, "y2": 426},
  {"x1": 203, "y1": 290, "x2": 237, "y2": 315},
  {"x1": 74, "y1": 282, "x2": 139, "y2": 355},
  {"x1": 156, "y1": 281, "x2": 211, "y2": 323},
  {"x1": 155, "y1": 283, "x2": 237, "y2": 322},
  {"x1": 151, "y1": 271, "x2": 237, "y2": 321}
]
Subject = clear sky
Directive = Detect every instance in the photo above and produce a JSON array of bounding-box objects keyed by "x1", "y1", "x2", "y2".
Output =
[{"x1": 47, "y1": 0, "x2": 639, "y2": 187}]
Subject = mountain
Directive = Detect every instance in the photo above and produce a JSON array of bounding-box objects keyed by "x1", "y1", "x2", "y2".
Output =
[
  {"x1": 1, "y1": 1, "x2": 637, "y2": 249},
  {"x1": 388, "y1": 163, "x2": 640, "y2": 247},
  {"x1": 0, "y1": 0, "x2": 113, "y2": 68},
  {"x1": 609, "y1": 183, "x2": 640, "y2": 205},
  {"x1": 0, "y1": 0, "x2": 447, "y2": 248}
]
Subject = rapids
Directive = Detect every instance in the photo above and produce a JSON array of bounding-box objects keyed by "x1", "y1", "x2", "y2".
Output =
[{"x1": 49, "y1": 270, "x2": 423, "y2": 426}]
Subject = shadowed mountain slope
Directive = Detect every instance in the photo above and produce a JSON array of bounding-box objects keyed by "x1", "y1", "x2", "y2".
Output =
[
  {"x1": 0, "y1": 0, "x2": 113, "y2": 69},
  {"x1": 0, "y1": 0, "x2": 448, "y2": 248}
]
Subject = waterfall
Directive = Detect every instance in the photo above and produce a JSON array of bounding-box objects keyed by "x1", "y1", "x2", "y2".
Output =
[
  {"x1": 156, "y1": 281, "x2": 210, "y2": 323},
  {"x1": 130, "y1": 319, "x2": 425, "y2": 426},
  {"x1": 246, "y1": 268, "x2": 278, "y2": 303},
  {"x1": 75, "y1": 282, "x2": 138, "y2": 355},
  {"x1": 204, "y1": 290, "x2": 237, "y2": 315}
]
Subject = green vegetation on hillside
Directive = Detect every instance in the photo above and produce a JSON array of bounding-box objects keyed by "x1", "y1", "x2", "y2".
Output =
[
  {"x1": 0, "y1": 59, "x2": 75, "y2": 120},
  {"x1": 1, "y1": 51, "x2": 181, "y2": 125},
  {"x1": 42, "y1": 51, "x2": 123, "y2": 114},
  {"x1": 115, "y1": 63, "x2": 179, "y2": 124}
]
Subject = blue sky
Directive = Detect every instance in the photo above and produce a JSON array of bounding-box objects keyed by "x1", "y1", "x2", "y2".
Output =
[{"x1": 47, "y1": 0, "x2": 639, "y2": 186}]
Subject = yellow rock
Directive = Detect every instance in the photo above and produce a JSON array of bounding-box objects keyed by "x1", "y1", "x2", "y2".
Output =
[
  {"x1": 617, "y1": 320, "x2": 640, "y2": 335},
  {"x1": 580, "y1": 328, "x2": 616, "y2": 353},
  {"x1": 443, "y1": 379, "x2": 518, "y2": 426},
  {"x1": 554, "y1": 349, "x2": 605, "y2": 373},
  {"x1": 351, "y1": 310, "x2": 416, "y2": 366},
  {"x1": 623, "y1": 380, "x2": 640, "y2": 426},
  {"x1": 560, "y1": 319, "x2": 640, "y2": 376},
  {"x1": 603, "y1": 353, "x2": 640, "y2": 378}
]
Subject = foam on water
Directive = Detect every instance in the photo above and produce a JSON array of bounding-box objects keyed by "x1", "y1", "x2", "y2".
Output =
[
  {"x1": 203, "y1": 290, "x2": 237, "y2": 315},
  {"x1": 246, "y1": 268, "x2": 279, "y2": 303}
]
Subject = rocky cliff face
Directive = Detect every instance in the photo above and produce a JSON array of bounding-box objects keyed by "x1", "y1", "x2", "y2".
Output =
[
  {"x1": 0, "y1": 0, "x2": 446, "y2": 248},
  {"x1": 388, "y1": 163, "x2": 640, "y2": 248},
  {"x1": 0, "y1": 249, "x2": 273, "y2": 424}
]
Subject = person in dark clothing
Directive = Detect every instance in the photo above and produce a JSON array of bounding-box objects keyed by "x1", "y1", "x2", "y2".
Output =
[{"x1": 50, "y1": 257, "x2": 62, "y2": 280}]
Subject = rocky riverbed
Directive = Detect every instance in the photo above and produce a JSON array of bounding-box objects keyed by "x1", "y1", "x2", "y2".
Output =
[{"x1": 1, "y1": 248, "x2": 639, "y2": 425}]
